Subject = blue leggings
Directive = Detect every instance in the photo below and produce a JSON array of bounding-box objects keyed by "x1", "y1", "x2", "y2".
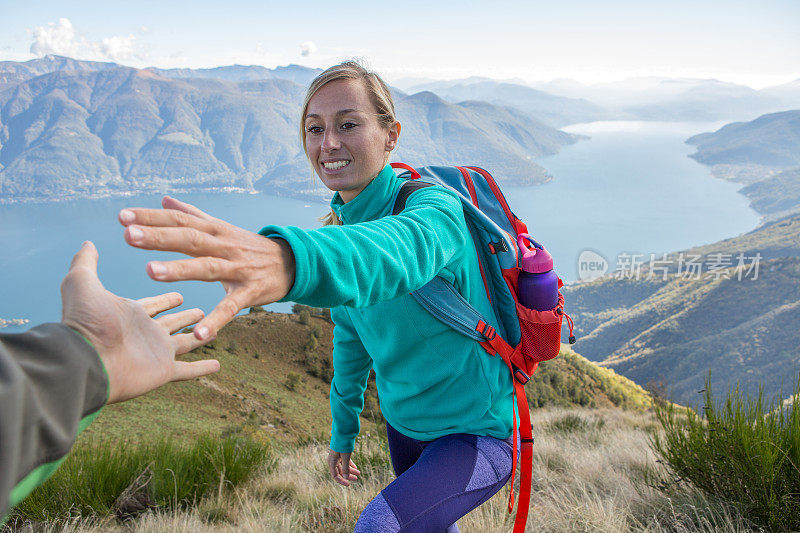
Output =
[{"x1": 354, "y1": 423, "x2": 514, "y2": 533}]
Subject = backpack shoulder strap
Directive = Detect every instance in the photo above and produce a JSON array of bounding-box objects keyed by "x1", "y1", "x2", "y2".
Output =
[{"x1": 392, "y1": 180, "x2": 434, "y2": 215}]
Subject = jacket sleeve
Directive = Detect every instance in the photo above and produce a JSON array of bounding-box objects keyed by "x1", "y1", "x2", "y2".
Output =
[
  {"x1": 328, "y1": 306, "x2": 372, "y2": 454},
  {"x1": 0, "y1": 323, "x2": 108, "y2": 522},
  {"x1": 259, "y1": 186, "x2": 468, "y2": 308}
]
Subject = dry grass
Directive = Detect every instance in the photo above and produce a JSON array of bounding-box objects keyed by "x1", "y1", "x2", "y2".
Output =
[{"x1": 8, "y1": 409, "x2": 759, "y2": 533}]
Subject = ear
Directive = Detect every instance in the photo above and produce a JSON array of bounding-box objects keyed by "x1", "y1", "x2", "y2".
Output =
[{"x1": 385, "y1": 122, "x2": 400, "y2": 151}]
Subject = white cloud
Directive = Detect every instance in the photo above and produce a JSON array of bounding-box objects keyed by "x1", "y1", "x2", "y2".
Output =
[
  {"x1": 29, "y1": 18, "x2": 146, "y2": 63},
  {"x1": 300, "y1": 41, "x2": 317, "y2": 57},
  {"x1": 30, "y1": 18, "x2": 80, "y2": 57},
  {"x1": 99, "y1": 35, "x2": 138, "y2": 62}
]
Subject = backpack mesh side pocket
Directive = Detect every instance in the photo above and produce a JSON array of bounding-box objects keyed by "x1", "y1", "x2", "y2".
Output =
[{"x1": 514, "y1": 291, "x2": 564, "y2": 366}]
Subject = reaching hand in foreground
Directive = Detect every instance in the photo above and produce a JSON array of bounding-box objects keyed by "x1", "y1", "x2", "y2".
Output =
[
  {"x1": 328, "y1": 450, "x2": 362, "y2": 487},
  {"x1": 118, "y1": 196, "x2": 296, "y2": 341},
  {"x1": 61, "y1": 241, "x2": 220, "y2": 404}
]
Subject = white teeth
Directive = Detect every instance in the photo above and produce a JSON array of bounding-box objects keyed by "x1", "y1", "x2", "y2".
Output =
[{"x1": 323, "y1": 160, "x2": 350, "y2": 170}]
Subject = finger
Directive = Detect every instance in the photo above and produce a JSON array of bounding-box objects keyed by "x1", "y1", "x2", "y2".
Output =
[
  {"x1": 172, "y1": 332, "x2": 213, "y2": 355},
  {"x1": 162, "y1": 196, "x2": 215, "y2": 221},
  {"x1": 156, "y1": 308, "x2": 204, "y2": 334},
  {"x1": 171, "y1": 359, "x2": 221, "y2": 382},
  {"x1": 334, "y1": 465, "x2": 350, "y2": 487},
  {"x1": 328, "y1": 455, "x2": 339, "y2": 480},
  {"x1": 136, "y1": 292, "x2": 183, "y2": 317},
  {"x1": 125, "y1": 224, "x2": 223, "y2": 257},
  {"x1": 193, "y1": 294, "x2": 243, "y2": 341},
  {"x1": 119, "y1": 207, "x2": 218, "y2": 234},
  {"x1": 348, "y1": 460, "x2": 361, "y2": 476},
  {"x1": 147, "y1": 257, "x2": 234, "y2": 283},
  {"x1": 69, "y1": 241, "x2": 99, "y2": 273}
]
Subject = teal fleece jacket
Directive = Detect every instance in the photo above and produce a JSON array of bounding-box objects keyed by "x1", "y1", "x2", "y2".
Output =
[{"x1": 260, "y1": 165, "x2": 514, "y2": 453}]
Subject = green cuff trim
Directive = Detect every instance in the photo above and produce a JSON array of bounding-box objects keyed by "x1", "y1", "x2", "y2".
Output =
[{"x1": 5, "y1": 409, "x2": 102, "y2": 520}]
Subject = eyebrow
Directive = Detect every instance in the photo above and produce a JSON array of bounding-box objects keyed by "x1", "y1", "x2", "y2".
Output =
[{"x1": 305, "y1": 109, "x2": 362, "y2": 120}]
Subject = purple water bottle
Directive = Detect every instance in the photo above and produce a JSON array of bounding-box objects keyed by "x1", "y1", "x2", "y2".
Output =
[{"x1": 517, "y1": 234, "x2": 559, "y2": 311}]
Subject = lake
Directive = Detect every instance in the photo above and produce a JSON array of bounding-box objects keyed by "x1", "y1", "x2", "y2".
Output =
[{"x1": 0, "y1": 120, "x2": 760, "y2": 332}]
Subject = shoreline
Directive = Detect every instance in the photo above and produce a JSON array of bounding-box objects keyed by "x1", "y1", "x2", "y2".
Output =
[
  {"x1": 0, "y1": 186, "x2": 332, "y2": 206},
  {"x1": 0, "y1": 318, "x2": 30, "y2": 329}
]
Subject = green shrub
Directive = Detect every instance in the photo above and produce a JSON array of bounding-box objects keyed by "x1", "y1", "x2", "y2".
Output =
[
  {"x1": 14, "y1": 432, "x2": 274, "y2": 522},
  {"x1": 547, "y1": 413, "x2": 605, "y2": 434},
  {"x1": 285, "y1": 372, "x2": 301, "y2": 391},
  {"x1": 302, "y1": 350, "x2": 333, "y2": 382},
  {"x1": 304, "y1": 334, "x2": 319, "y2": 352},
  {"x1": 292, "y1": 303, "x2": 310, "y2": 315},
  {"x1": 651, "y1": 374, "x2": 800, "y2": 531},
  {"x1": 298, "y1": 309, "x2": 311, "y2": 325}
]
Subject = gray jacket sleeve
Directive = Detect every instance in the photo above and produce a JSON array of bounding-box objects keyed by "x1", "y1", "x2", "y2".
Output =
[{"x1": 0, "y1": 323, "x2": 108, "y2": 520}]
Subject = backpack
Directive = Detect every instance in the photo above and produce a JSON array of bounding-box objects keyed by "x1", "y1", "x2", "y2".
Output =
[{"x1": 390, "y1": 162, "x2": 576, "y2": 533}]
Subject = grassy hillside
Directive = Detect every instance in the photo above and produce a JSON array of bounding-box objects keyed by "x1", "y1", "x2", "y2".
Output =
[
  {"x1": 563, "y1": 213, "x2": 800, "y2": 405},
  {"x1": 15, "y1": 408, "x2": 759, "y2": 532},
  {"x1": 83, "y1": 310, "x2": 346, "y2": 446},
  {"x1": 740, "y1": 167, "x2": 800, "y2": 219},
  {"x1": 82, "y1": 307, "x2": 651, "y2": 448}
]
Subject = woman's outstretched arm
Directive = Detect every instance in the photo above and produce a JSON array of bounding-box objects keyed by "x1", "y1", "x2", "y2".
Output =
[
  {"x1": 120, "y1": 185, "x2": 465, "y2": 338},
  {"x1": 119, "y1": 196, "x2": 296, "y2": 340}
]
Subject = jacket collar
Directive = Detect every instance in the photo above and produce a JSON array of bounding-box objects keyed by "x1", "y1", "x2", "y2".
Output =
[{"x1": 330, "y1": 164, "x2": 398, "y2": 224}]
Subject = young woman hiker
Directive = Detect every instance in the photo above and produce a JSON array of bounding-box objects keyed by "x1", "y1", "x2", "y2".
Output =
[{"x1": 118, "y1": 61, "x2": 517, "y2": 532}]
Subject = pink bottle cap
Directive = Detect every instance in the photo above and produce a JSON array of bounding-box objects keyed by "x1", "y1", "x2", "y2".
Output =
[{"x1": 517, "y1": 233, "x2": 553, "y2": 273}]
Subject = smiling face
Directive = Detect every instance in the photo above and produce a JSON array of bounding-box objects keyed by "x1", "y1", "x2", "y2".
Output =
[{"x1": 304, "y1": 78, "x2": 399, "y2": 203}]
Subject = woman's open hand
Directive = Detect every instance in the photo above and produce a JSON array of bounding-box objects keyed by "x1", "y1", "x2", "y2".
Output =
[
  {"x1": 327, "y1": 449, "x2": 361, "y2": 487},
  {"x1": 119, "y1": 196, "x2": 296, "y2": 340}
]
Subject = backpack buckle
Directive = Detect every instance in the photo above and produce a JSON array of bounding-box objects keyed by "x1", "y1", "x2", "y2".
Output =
[
  {"x1": 513, "y1": 366, "x2": 530, "y2": 385},
  {"x1": 488, "y1": 239, "x2": 508, "y2": 254},
  {"x1": 477, "y1": 320, "x2": 496, "y2": 340}
]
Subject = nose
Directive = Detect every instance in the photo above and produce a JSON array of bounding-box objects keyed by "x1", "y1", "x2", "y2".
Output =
[{"x1": 321, "y1": 129, "x2": 341, "y2": 152}]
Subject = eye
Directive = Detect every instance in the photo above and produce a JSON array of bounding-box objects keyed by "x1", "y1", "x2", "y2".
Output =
[
  {"x1": 306, "y1": 125, "x2": 323, "y2": 135},
  {"x1": 340, "y1": 122, "x2": 358, "y2": 131}
]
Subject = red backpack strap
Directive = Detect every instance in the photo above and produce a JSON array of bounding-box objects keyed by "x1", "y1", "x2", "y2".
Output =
[
  {"x1": 390, "y1": 162, "x2": 421, "y2": 180},
  {"x1": 478, "y1": 330, "x2": 534, "y2": 532},
  {"x1": 513, "y1": 379, "x2": 533, "y2": 532}
]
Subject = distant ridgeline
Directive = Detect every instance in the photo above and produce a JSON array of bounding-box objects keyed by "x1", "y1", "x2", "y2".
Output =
[
  {"x1": 0, "y1": 56, "x2": 582, "y2": 203},
  {"x1": 687, "y1": 109, "x2": 800, "y2": 222},
  {"x1": 563, "y1": 211, "x2": 800, "y2": 406}
]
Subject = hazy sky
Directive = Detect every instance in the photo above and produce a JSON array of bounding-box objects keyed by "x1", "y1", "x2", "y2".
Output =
[{"x1": 1, "y1": 0, "x2": 798, "y2": 88}]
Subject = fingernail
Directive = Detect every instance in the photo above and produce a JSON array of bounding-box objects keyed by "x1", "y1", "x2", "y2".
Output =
[
  {"x1": 128, "y1": 226, "x2": 144, "y2": 242},
  {"x1": 196, "y1": 326, "x2": 209, "y2": 340},
  {"x1": 149, "y1": 262, "x2": 167, "y2": 277},
  {"x1": 119, "y1": 209, "x2": 135, "y2": 223}
]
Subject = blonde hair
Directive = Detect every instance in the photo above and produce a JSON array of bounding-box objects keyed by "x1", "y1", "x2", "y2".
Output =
[{"x1": 301, "y1": 60, "x2": 398, "y2": 226}]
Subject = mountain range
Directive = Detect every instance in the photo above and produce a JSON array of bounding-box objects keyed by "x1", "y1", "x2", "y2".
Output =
[
  {"x1": 0, "y1": 56, "x2": 581, "y2": 202},
  {"x1": 686, "y1": 110, "x2": 800, "y2": 221},
  {"x1": 562, "y1": 109, "x2": 800, "y2": 406},
  {"x1": 402, "y1": 76, "x2": 800, "y2": 126},
  {"x1": 401, "y1": 79, "x2": 607, "y2": 127}
]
